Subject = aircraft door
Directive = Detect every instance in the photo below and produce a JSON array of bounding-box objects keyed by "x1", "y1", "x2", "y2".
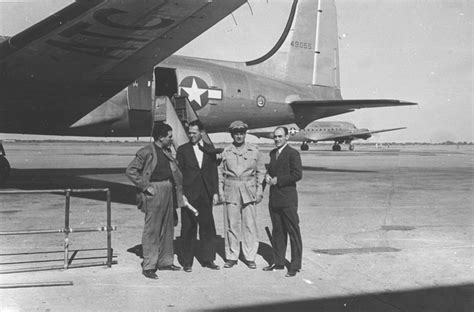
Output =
[
  {"x1": 155, "y1": 67, "x2": 177, "y2": 98},
  {"x1": 127, "y1": 72, "x2": 153, "y2": 111},
  {"x1": 127, "y1": 72, "x2": 153, "y2": 134}
]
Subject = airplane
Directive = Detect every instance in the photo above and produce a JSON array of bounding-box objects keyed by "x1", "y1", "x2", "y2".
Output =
[
  {"x1": 0, "y1": 0, "x2": 417, "y2": 185},
  {"x1": 248, "y1": 121, "x2": 407, "y2": 151}
]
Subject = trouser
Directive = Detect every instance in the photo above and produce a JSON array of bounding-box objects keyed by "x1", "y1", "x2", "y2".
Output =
[
  {"x1": 269, "y1": 205, "x2": 302, "y2": 271},
  {"x1": 224, "y1": 200, "x2": 258, "y2": 261},
  {"x1": 180, "y1": 192, "x2": 217, "y2": 266},
  {"x1": 142, "y1": 180, "x2": 175, "y2": 271}
]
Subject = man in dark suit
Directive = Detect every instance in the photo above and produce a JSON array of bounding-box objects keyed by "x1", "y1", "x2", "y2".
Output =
[
  {"x1": 176, "y1": 120, "x2": 220, "y2": 272},
  {"x1": 263, "y1": 126, "x2": 303, "y2": 277}
]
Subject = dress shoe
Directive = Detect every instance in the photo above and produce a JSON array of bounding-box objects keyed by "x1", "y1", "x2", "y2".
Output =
[
  {"x1": 158, "y1": 264, "x2": 181, "y2": 271},
  {"x1": 285, "y1": 269, "x2": 299, "y2": 277},
  {"x1": 246, "y1": 261, "x2": 257, "y2": 269},
  {"x1": 223, "y1": 260, "x2": 238, "y2": 268},
  {"x1": 262, "y1": 264, "x2": 285, "y2": 271},
  {"x1": 183, "y1": 266, "x2": 192, "y2": 273},
  {"x1": 142, "y1": 270, "x2": 158, "y2": 279},
  {"x1": 202, "y1": 261, "x2": 220, "y2": 270}
]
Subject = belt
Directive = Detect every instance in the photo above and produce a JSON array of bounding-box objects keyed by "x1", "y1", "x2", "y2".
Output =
[{"x1": 225, "y1": 175, "x2": 255, "y2": 182}]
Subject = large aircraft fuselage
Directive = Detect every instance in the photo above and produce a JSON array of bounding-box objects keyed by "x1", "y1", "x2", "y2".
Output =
[{"x1": 74, "y1": 55, "x2": 344, "y2": 136}]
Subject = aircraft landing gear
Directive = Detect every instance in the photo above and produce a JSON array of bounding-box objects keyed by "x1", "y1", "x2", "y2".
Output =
[
  {"x1": 0, "y1": 142, "x2": 10, "y2": 186},
  {"x1": 300, "y1": 142, "x2": 309, "y2": 151},
  {"x1": 349, "y1": 143, "x2": 354, "y2": 151},
  {"x1": 332, "y1": 143, "x2": 341, "y2": 151}
]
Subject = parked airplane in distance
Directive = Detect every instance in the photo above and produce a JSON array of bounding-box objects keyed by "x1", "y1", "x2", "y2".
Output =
[
  {"x1": 249, "y1": 121, "x2": 406, "y2": 151},
  {"x1": 0, "y1": 0, "x2": 416, "y2": 185}
]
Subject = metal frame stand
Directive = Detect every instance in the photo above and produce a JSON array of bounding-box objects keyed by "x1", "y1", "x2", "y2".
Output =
[{"x1": 0, "y1": 188, "x2": 117, "y2": 274}]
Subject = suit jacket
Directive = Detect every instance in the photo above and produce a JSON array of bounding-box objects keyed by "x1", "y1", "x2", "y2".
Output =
[
  {"x1": 126, "y1": 143, "x2": 184, "y2": 212},
  {"x1": 267, "y1": 145, "x2": 302, "y2": 209},
  {"x1": 176, "y1": 141, "x2": 219, "y2": 202}
]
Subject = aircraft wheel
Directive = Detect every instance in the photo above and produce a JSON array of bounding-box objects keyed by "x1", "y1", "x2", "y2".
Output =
[
  {"x1": 332, "y1": 144, "x2": 341, "y2": 151},
  {"x1": 0, "y1": 155, "x2": 10, "y2": 186},
  {"x1": 301, "y1": 143, "x2": 309, "y2": 151},
  {"x1": 349, "y1": 144, "x2": 354, "y2": 151}
]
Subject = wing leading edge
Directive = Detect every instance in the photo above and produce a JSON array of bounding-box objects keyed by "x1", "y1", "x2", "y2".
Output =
[{"x1": 0, "y1": 0, "x2": 246, "y2": 135}]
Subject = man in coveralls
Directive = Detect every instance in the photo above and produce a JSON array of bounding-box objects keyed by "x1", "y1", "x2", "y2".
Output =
[{"x1": 218, "y1": 120, "x2": 265, "y2": 269}]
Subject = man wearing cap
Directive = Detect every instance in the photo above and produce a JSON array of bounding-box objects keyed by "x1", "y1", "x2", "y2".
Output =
[
  {"x1": 218, "y1": 120, "x2": 265, "y2": 269},
  {"x1": 126, "y1": 122, "x2": 184, "y2": 279}
]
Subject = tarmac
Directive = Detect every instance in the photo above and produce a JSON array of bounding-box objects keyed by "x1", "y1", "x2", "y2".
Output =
[{"x1": 0, "y1": 142, "x2": 472, "y2": 311}]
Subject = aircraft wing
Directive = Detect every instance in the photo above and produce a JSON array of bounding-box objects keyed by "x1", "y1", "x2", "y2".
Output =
[
  {"x1": 247, "y1": 131, "x2": 274, "y2": 139},
  {"x1": 0, "y1": 0, "x2": 245, "y2": 85},
  {"x1": 290, "y1": 99, "x2": 417, "y2": 128},
  {"x1": 369, "y1": 127, "x2": 407, "y2": 135}
]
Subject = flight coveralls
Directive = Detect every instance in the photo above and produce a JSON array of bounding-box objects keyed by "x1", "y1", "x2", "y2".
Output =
[{"x1": 218, "y1": 143, "x2": 265, "y2": 262}]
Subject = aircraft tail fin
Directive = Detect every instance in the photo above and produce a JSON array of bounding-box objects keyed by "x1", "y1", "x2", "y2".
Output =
[{"x1": 245, "y1": 0, "x2": 339, "y2": 88}]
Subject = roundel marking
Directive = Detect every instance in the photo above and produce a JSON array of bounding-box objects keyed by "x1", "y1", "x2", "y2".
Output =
[
  {"x1": 289, "y1": 127, "x2": 297, "y2": 135},
  {"x1": 179, "y1": 76, "x2": 222, "y2": 111},
  {"x1": 256, "y1": 95, "x2": 266, "y2": 108}
]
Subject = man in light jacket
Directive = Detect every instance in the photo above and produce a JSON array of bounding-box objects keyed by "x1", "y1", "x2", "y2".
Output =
[{"x1": 218, "y1": 120, "x2": 265, "y2": 269}]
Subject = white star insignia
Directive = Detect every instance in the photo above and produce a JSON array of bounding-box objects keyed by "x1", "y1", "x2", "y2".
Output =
[{"x1": 181, "y1": 78, "x2": 206, "y2": 106}]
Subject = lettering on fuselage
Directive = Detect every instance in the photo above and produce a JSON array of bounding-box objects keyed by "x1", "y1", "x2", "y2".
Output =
[
  {"x1": 45, "y1": 7, "x2": 175, "y2": 59},
  {"x1": 290, "y1": 41, "x2": 312, "y2": 50},
  {"x1": 179, "y1": 76, "x2": 223, "y2": 111}
]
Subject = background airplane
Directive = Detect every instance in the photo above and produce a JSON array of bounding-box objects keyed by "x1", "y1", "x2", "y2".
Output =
[
  {"x1": 249, "y1": 121, "x2": 406, "y2": 151},
  {"x1": 0, "y1": 0, "x2": 416, "y2": 185}
]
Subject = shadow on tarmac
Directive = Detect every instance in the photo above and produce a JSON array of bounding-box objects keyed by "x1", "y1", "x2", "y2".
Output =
[
  {"x1": 210, "y1": 284, "x2": 473, "y2": 312},
  {"x1": 302, "y1": 166, "x2": 376, "y2": 173},
  {"x1": 127, "y1": 237, "x2": 277, "y2": 268},
  {"x1": 7, "y1": 168, "x2": 135, "y2": 205}
]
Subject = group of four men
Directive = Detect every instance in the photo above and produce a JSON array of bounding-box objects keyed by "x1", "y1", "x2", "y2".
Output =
[{"x1": 126, "y1": 120, "x2": 303, "y2": 280}]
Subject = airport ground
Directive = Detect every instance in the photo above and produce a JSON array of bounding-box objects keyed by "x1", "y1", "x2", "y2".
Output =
[{"x1": 0, "y1": 142, "x2": 472, "y2": 311}]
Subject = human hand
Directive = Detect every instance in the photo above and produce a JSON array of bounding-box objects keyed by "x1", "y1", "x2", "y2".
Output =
[
  {"x1": 269, "y1": 177, "x2": 278, "y2": 186},
  {"x1": 212, "y1": 193, "x2": 219, "y2": 205},
  {"x1": 219, "y1": 193, "x2": 226, "y2": 204},
  {"x1": 265, "y1": 174, "x2": 272, "y2": 183}
]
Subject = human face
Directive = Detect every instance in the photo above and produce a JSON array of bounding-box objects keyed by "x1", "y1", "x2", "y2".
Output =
[
  {"x1": 231, "y1": 131, "x2": 246, "y2": 146},
  {"x1": 273, "y1": 128, "x2": 288, "y2": 148},
  {"x1": 159, "y1": 130, "x2": 173, "y2": 148},
  {"x1": 188, "y1": 125, "x2": 202, "y2": 144}
]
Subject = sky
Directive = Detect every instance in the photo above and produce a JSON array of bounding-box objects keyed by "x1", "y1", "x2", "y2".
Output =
[{"x1": 0, "y1": 0, "x2": 472, "y2": 143}]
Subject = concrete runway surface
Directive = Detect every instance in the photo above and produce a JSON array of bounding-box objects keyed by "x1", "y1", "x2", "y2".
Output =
[{"x1": 0, "y1": 142, "x2": 472, "y2": 311}]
